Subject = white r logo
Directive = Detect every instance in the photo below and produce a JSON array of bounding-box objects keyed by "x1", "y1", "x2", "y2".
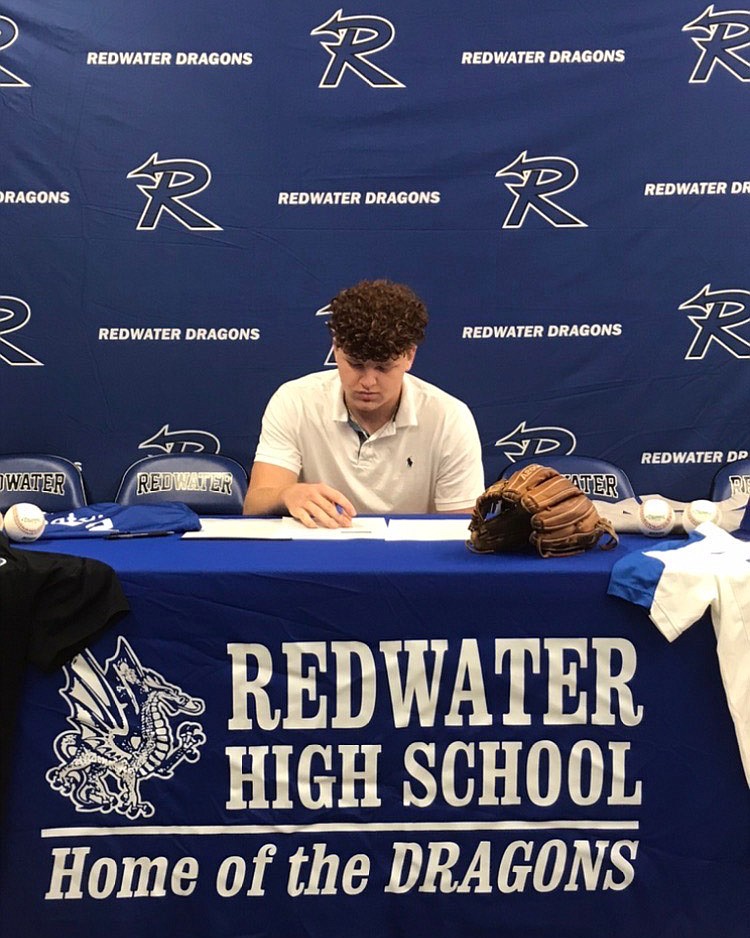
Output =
[
  {"x1": 0, "y1": 17, "x2": 29, "y2": 87},
  {"x1": 0, "y1": 297, "x2": 43, "y2": 365}
]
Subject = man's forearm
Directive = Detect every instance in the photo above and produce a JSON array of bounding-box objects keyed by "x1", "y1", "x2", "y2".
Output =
[{"x1": 243, "y1": 485, "x2": 289, "y2": 516}]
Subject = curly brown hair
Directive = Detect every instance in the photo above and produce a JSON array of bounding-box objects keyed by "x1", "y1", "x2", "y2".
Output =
[{"x1": 327, "y1": 279, "x2": 428, "y2": 361}]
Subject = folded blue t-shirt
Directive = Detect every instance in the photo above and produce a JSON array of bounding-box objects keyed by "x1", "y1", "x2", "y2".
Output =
[{"x1": 41, "y1": 502, "x2": 202, "y2": 538}]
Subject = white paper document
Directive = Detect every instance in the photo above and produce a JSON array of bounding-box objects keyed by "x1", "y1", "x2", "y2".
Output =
[
  {"x1": 182, "y1": 518, "x2": 290, "y2": 539},
  {"x1": 182, "y1": 516, "x2": 467, "y2": 541},
  {"x1": 385, "y1": 518, "x2": 471, "y2": 541},
  {"x1": 280, "y1": 516, "x2": 389, "y2": 539}
]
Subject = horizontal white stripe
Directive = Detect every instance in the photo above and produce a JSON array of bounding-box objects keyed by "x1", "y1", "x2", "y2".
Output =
[{"x1": 42, "y1": 819, "x2": 639, "y2": 838}]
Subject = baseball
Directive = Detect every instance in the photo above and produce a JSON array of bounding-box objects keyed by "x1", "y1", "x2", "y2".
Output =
[
  {"x1": 683, "y1": 498, "x2": 722, "y2": 534},
  {"x1": 4, "y1": 502, "x2": 47, "y2": 542},
  {"x1": 637, "y1": 497, "x2": 675, "y2": 537}
]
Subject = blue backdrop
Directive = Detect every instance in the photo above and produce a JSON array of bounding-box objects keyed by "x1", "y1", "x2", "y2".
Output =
[{"x1": 1, "y1": 1, "x2": 748, "y2": 501}]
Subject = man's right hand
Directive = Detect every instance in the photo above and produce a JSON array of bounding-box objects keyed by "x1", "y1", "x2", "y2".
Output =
[
  {"x1": 245, "y1": 462, "x2": 356, "y2": 526},
  {"x1": 281, "y1": 482, "x2": 356, "y2": 528}
]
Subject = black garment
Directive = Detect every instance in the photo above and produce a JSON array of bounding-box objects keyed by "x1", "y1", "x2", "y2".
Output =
[{"x1": 0, "y1": 533, "x2": 129, "y2": 807}]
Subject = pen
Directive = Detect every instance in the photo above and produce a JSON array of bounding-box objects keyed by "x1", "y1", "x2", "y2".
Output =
[{"x1": 106, "y1": 531, "x2": 176, "y2": 539}]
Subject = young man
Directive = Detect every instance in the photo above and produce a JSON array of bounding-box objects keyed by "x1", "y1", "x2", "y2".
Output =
[{"x1": 244, "y1": 279, "x2": 484, "y2": 527}]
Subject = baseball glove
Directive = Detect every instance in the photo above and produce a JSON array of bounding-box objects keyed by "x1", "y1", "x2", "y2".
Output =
[{"x1": 467, "y1": 463, "x2": 619, "y2": 558}]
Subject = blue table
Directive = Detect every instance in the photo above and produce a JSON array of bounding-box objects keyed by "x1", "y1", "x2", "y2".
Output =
[{"x1": 1, "y1": 531, "x2": 749, "y2": 937}]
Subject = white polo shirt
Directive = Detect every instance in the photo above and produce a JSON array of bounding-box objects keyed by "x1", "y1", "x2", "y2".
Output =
[{"x1": 254, "y1": 370, "x2": 485, "y2": 515}]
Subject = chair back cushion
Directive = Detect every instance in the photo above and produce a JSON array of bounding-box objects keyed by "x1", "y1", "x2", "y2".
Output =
[
  {"x1": 116, "y1": 454, "x2": 248, "y2": 515},
  {"x1": 498, "y1": 455, "x2": 635, "y2": 503},
  {"x1": 710, "y1": 459, "x2": 750, "y2": 501},
  {"x1": 0, "y1": 454, "x2": 87, "y2": 511}
]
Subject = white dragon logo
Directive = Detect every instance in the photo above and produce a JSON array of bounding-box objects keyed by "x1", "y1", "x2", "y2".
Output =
[{"x1": 46, "y1": 638, "x2": 206, "y2": 819}]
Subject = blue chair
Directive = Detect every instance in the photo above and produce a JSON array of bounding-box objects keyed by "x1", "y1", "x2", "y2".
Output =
[
  {"x1": 497, "y1": 455, "x2": 635, "y2": 503},
  {"x1": 0, "y1": 453, "x2": 88, "y2": 511},
  {"x1": 116, "y1": 454, "x2": 248, "y2": 515},
  {"x1": 710, "y1": 459, "x2": 750, "y2": 501}
]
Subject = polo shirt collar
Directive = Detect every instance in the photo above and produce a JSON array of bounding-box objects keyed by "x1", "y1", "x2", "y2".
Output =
[
  {"x1": 394, "y1": 375, "x2": 418, "y2": 428},
  {"x1": 328, "y1": 371, "x2": 419, "y2": 429},
  {"x1": 330, "y1": 373, "x2": 349, "y2": 424}
]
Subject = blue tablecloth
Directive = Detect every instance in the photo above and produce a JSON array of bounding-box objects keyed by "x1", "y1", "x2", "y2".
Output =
[{"x1": 1, "y1": 530, "x2": 749, "y2": 938}]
